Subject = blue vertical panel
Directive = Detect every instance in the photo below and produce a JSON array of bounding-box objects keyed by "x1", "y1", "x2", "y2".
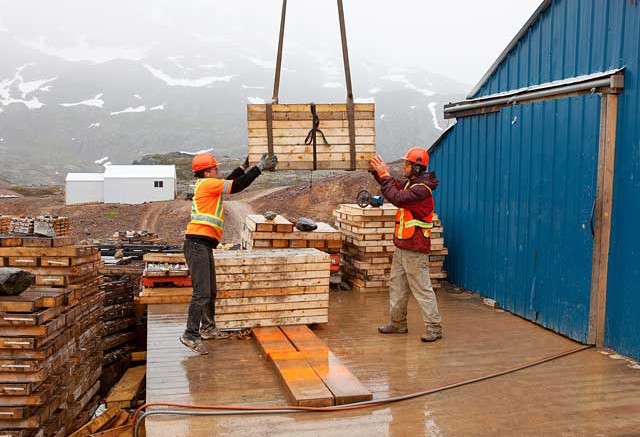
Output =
[
  {"x1": 434, "y1": 0, "x2": 640, "y2": 359},
  {"x1": 605, "y1": 1, "x2": 640, "y2": 361},
  {"x1": 430, "y1": 94, "x2": 599, "y2": 341},
  {"x1": 436, "y1": 0, "x2": 640, "y2": 357}
]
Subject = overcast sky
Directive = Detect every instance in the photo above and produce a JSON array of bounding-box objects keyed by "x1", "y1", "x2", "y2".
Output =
[{"x1": 1, "y1": 0, "x2": 542, "y2": 86}]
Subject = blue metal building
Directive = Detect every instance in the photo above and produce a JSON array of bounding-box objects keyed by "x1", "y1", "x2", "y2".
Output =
[{"x1": 429, "y1": 0, "x2": 640, "y2": 360}]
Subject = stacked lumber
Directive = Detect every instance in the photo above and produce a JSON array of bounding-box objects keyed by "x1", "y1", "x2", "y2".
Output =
[
  {"x1": 241, "y1": 214, "x2": 342, "y2": 253},
  {"x1": 98, "y1": 242, "x2": 181, "y2": 260},
  {"x1": 67, "y1": 406, "x2": 132, "y2": 437},
  {"x1": 8, "y1": 217, "x2": 34, "y2": 235},
  {"x1": 254, "y1": 325, "x2": 372, "y2": 406},
  {"x1": 33, "y1": 216, "x2": 73, "y2": 238},
  {"x1": 100, "y1": 278, "x2": 138, "y2": 397},
  {"x1": 334, "y1": 204, "x2": 449, "y2": 291},
  {"x1": 427, "y1": 219, "x2": 450, "y2": 289},
  {"x1": 0, "y1": 215, "x2": 13, "y2": 234},
  {"x1": 247, "y1": 103, "x2": 376, "y2": 170},
  {"x1": 139, "y1": 249, "x2": 331, "y2": 329},
  {"x1": 4, "y1": 215, "x2": 72, "y2": 238},
  {"x1": 109, "y1": 230, "x2": 163, "y2": 244},
  {"x1": 105, "y1": 365, "x2": 145, "y2": 409},
  {"x1": 0, "y1": 241, "x2": 104, "y2": 435}
]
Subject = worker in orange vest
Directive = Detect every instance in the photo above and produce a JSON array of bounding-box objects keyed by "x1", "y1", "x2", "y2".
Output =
[
  {"x1": 369, "y1": 147, "x2": 443, "y2": 342},
  {"x1": 180, "y1": 152, "x2": 278, "y2": 354}
]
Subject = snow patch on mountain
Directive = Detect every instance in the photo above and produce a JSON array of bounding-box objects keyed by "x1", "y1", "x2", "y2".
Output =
[
  {"x1": 383, "y1": 74, "x2": 435, "y2": 97},
  {"x1": 0, "y1": 65, "x2": 50, "y2": 110},
  {"x1": 88, "y1": 123, "x2": 101, "y2": 128},
  {"x1": 60, "y1": 93, "x2": 104, "y2": 108},
  {"x1": 247, "y1": 97, "x2": 265, "y2": 104},
  {"x1": 323, "y1": 82, "x2": 343, "y2": 89},
  {"x1": 94, "y1": 156, "x2": 109, "y2": 165},
  {"x1": 167, "y1": 56, "x2": 192, "y2": 74},
  {"x1": 150, "y1": 104, "x2": 165, "y2": 111},
  {"x1": 242, "y1": 84, "x2": 265, "y2": 90},
  {"x1": 427, "y1": 102, "x2": 442, "y2": 131},
  {"x1": 19, "y1": 77, "x2": 57, "y2": 99},
  {"x1": 110, "y1": 106, "x2": 146, "y2": 115},
  {"x1": 143, "y1": 64, "x2": 234, "y2": 87},
  {"x1": 355, "y1": 97, "x2": 375, "y2": 103},
  {"x1": 134, "y1": 94, "x2": 142, "y2": 99},
  {"x1": 20, "y1": 36, "x2": 150, "y2": 63},
  {"x1": 180, "y1": 148, "x2": 213, "y2": 156},
  {"x1": 369, "y1": 87, "x2": 381, "y2": 94}
]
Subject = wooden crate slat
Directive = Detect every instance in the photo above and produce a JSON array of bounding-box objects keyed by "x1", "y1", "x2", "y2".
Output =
[{"x1": 248, "y1": 103, "x2": 375, "y2": 171}]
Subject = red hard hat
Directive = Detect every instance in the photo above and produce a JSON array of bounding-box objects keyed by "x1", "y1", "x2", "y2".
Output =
[
  {"x1": 192, "y1": 153, "x2": 218, "y2": 172},
  {"x1": 403, "y1": 147, "x2": 429, "y2": 167}
]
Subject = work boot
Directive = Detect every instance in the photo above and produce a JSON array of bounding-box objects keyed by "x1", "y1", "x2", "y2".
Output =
[
  {"x1": 180, "y1": 334, "x2": 208, "y2": 355},
  {"x1": 200, "y1": 326, "x2": 230, "y2": 340},
  {"x1": 378, "y1": 323, "x2": 408, "y2": 334},
  {"x1": 421, "y1": 325, "x2": 443, "y2": 343}
]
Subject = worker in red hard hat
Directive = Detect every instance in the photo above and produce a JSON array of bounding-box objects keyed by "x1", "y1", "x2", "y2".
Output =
[
  {"x1": 180, "y1": 151, "x2": 278, "y2": 355},
  {"x1": 369, "y1": 147, "x2": 443, "y2": 342}
]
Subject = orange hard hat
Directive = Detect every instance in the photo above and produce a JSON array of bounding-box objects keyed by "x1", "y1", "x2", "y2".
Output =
[
  {"x1": 192, "y1": 152, "x2": 218, "y2": 172},
  {"x1": 403, "y1": 147, "x2": 429, "y2": 167}
]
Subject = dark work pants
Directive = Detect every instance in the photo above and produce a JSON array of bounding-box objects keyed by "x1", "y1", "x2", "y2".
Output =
[{"x1": 183, "y1": 238, "x2": 217, "y2": 340}]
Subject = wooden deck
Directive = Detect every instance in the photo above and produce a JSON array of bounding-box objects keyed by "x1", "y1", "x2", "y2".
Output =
[{"x1": 145, "y1": 285, "x2": 640, "y2": 436}]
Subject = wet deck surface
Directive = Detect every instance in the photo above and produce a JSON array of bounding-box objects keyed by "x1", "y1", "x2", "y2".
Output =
[{"x1": 146, "y1": 286, "x2": 640, "y2": 436}]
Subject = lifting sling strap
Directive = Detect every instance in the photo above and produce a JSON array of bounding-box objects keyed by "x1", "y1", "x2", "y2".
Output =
[{"x1": 268, "y1": 0, "x2": 357, "y2": 171}]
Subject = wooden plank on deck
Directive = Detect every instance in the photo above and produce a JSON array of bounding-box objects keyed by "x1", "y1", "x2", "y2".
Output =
[
  {"x1": 252, "y1": 327, "x2": 297, "y2": 360},
  {"x1": 281, "y1": 325, "x2": 373, "y2": 404},
  {"x1": 269, "y1": 351, "x2": 334, "y2": 407}
]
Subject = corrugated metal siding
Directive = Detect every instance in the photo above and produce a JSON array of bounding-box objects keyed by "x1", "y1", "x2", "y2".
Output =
[
  {"x1": 434, "y1": 0, "x2": 640, "y2": 357},
  {"x1": 432, "y1": 95, "x2": 599, "y2": 341}
]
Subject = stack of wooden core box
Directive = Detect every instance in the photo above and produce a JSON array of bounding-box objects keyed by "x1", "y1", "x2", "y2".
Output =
[
  {"x1": 100, "y1": 278, "x2": 137, "y2": 396},
  {"x1": 334, "y1": 204, "x2": 448, "y2": 291},
  {"x1": 139, "y1": 249, "x2": 330, "y2": 328},
  {"x1": 8, "y1": 217, "x2": 35, "y2": 235},
  {"x1": 334, "y1": 204, "x2": 396, "y2": 292},
  {"x1": 33, "y1": 216, "x2": 73, "y2": 238},
  {"x1": 0, "y1": 215, "x2": 13, "y2": 234},
  {"x1": 247, "y1": 103, "x2": 376, "y2": 170},
  {"x1": 0, "y1": 240, "x2": 104, "y2": 435},
  {"x1": 241, "y1": 214, "x2": 342, "y2": 254}
]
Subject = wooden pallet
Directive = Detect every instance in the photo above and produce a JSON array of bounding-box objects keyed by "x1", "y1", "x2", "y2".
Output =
[
  {"x1": 254, "y1": 325, "x2": 372, "y2": 406},
  {"x1": 140, "y1": 250, "x2": 331, "y2": 328},
  {"x1": 247, "y1": 103, "x2": 376, "y2": 171}
]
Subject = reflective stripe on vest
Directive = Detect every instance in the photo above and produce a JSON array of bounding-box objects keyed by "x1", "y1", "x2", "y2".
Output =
[
  {"x1": 394, "y1": 181, "x2": 434, "y2": 240},
  {"x1": 190, "y1": 179, "x2": 224, "y2": 230}
]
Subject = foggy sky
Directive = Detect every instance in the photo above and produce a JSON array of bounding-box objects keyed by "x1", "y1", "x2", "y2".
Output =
[{"x1": 0, "y1": 0, "x2": 542, "y2": 86}]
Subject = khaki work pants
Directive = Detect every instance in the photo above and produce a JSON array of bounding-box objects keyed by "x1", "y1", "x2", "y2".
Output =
[{"x1": 388, "y1": 247, "x2": 442, "y2": 329}]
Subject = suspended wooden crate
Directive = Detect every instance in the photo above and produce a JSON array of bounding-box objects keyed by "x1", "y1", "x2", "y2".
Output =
[{"x1": 247, "y1": 103, "x2": 376, "y2": 171}]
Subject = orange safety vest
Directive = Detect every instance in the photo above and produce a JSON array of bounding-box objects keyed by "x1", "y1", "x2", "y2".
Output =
[
  {"x1": 185, "y1": 178, "x2": 232, "y2": 241},
  {"x1": 394, "y1": 182, "x2": 434, "y2": 240}
]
